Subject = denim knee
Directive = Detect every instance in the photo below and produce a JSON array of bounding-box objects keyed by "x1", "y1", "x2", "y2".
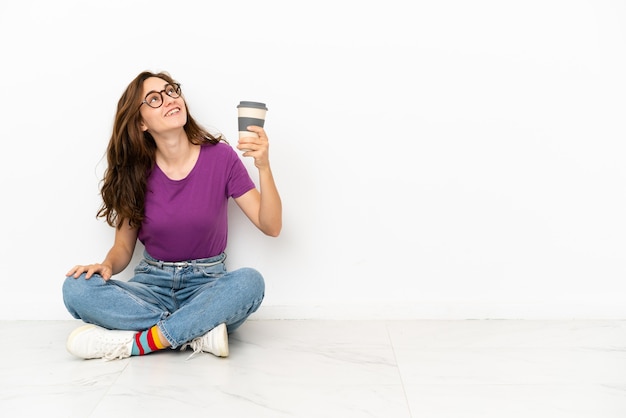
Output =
[
  {"x1": 238, "y1": 267, "x2": 266, "y2": 299},
  {"x1": 62, "y1": 274, "x2": 104, "y2": 316}
]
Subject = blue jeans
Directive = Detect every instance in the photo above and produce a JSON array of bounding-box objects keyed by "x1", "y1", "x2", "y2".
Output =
[{"x1": 62, "y1": 251, "x2": 265, "y2": 348}]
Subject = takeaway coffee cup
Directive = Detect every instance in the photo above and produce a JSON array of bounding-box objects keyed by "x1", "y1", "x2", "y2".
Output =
[{"x1": 237, "y1": 101, "x2": 268, "y2": 139}]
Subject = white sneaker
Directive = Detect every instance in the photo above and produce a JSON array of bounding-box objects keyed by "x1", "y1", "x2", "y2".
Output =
[
  {"x1": 66, "y1": 324, "x2": 135, "y2": 360},
  {"x1": 181, "y1": 323, "x2": 229, "y2": 359}
]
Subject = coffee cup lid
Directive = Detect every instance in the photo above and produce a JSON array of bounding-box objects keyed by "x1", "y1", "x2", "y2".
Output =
[{"x1": 237, "y1": 101, "x2": 268, "y2": 110}]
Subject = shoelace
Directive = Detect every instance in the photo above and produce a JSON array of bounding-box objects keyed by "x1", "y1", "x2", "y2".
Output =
[
  {"x1": 180, "y1": 338, "x2": 204, "y2": 361},
  {"x1": 103, "y1": 344, "x2": 132, "y2": 361}
]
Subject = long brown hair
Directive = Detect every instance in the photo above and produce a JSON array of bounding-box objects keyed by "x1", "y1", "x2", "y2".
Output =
[{"x1": 97, "y1": 71, "x2": 223, "y2": 229}]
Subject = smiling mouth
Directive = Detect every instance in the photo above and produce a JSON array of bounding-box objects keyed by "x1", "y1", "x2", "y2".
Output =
[{"x1": 165, "y1": 108, "x2": 180, "y2": 117}]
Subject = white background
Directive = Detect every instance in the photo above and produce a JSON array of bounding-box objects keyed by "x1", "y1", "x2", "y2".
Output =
[{"x1": 0, "y1": 0, "x2": 624, "y2": 320}]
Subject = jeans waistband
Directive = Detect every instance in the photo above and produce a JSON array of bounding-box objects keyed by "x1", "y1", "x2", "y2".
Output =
[{"x1": 143, "y1": 252, "x2": 226, "y2": 269}]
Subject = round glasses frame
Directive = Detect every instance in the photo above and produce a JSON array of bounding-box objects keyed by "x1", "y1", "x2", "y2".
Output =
[{"x1": 140, "y1": 83, "x2": 182, "y2": 109}]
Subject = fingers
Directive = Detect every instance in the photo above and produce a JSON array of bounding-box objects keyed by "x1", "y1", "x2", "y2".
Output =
[
  {"x1": 66, "y1": 265, "x2": 85, "y2": 278},
  {"x1": 237, "y1": 126, "x2": 268, "y2": 153},
  {"x1": 246, "y1": 125, "x2": 266, "y2": 138},
  {"x1": 66, "y1": 264, "x2": 110, "y2": 280}
]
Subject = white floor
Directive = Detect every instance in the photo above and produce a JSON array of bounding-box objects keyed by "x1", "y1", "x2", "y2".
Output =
[{"x1": 1, "y1": 319, "x2": 625, "y2": 417}]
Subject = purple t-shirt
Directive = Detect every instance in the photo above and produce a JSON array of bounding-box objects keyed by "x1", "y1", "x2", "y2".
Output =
[{"x1": 138, "y1": 142, "x2": 255, "y2": 261}]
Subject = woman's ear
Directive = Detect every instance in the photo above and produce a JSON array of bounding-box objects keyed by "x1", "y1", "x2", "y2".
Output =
[{"x1": 140, "y1": 120, "x2": 148, "y2": 132}]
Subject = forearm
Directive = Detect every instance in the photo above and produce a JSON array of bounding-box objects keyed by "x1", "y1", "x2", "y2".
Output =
[
  {"x1": 257, "y1": 166, "x2": 282, "y2": 237},
  {"x1": 102, "y1": 246, "x2": 133, "y2": 276}
]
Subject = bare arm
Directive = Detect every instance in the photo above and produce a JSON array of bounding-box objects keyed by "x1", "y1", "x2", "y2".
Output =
[
  {"x1": 235, "y1": 126, "x2": 282, "y2": 236},
  {"x1": 66, "y1": 220, "x2": 138, "y2": 281}
]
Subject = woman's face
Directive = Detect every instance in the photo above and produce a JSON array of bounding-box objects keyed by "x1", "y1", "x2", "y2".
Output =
[{"x1": 139, "y1": 77, "x2": 187, "y2": 135}]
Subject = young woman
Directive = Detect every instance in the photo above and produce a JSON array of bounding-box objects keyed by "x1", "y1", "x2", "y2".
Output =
[{"x1": 62, "y1": 71, "x2": 281, "y2": 360}]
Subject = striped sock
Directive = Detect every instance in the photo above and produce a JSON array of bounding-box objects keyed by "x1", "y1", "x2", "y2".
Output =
[{"x1": 131, "y1": 325, "x2": 167, "y2": 356}]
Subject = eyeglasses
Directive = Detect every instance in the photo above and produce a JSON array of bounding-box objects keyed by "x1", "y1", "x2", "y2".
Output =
[{"x1": 140, "y1": 83, "x2": 182, "y2": 108}]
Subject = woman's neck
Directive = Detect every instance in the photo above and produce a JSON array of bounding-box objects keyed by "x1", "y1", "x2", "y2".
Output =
[{"x1": 154, "y1": 133, "x2": 201, "y2": 180}]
